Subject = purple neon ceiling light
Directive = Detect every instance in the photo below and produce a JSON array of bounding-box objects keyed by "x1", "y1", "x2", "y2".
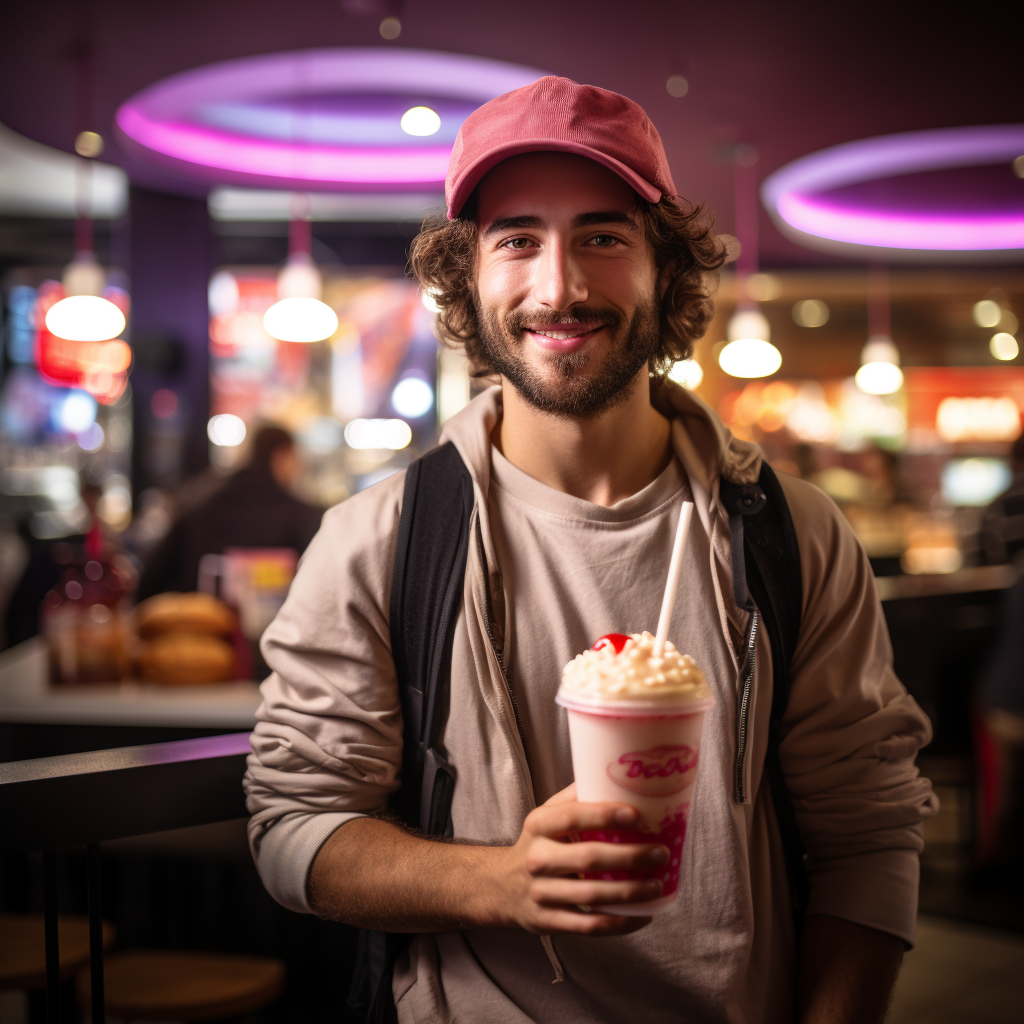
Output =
[
  {"x1": 115, "y1": 48, "x2": 546, "y2": 189},
  {"x1": 761, "y1": 124, "x2": 1024, "y2": 260}
]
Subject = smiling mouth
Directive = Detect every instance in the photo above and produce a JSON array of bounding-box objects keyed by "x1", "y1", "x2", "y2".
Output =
[{"x1": 525, "y1": 324, "x2": 605, "y2": 352}]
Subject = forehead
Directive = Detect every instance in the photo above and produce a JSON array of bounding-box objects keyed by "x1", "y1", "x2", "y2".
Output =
[{"x1": 474, "y1": 152, "x2": 638, "y2": 227}]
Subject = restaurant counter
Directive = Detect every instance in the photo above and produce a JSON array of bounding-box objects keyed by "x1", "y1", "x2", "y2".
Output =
[
  {"x1": 0, "y1": 638, "x2": 261, "y2": 761},
  {"x1": 879, "y1": 564, "x2": 1016, "y2": 759},
  {"x1": 1, "y1": 563, "x2": 1015, "y2": 762}
]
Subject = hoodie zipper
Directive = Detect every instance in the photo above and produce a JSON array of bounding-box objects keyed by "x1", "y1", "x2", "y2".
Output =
[
  {"x1": 734, "y1": 609, "x2": 758, "y2": 804},
  {"x1": 475, "y1": 519, "x2": 527, "y2": 752}
]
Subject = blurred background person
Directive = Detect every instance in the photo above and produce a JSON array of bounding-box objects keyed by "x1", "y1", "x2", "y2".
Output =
[
  {"x1": 979, "y1": 434, "x2": 1024, "y2": 565},
  {"x1": 136, "y1": 425, "x2": 322, "y2": 601}
]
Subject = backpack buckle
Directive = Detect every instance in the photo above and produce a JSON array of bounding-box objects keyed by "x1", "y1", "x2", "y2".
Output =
[{"x1": 723, "y1": 482, "x2": 767, "y2": 516}]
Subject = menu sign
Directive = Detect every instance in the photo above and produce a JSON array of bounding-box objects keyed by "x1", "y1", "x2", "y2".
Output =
[{"x1": 903, "y1": 367, "x2": 1024, "y2": 444}]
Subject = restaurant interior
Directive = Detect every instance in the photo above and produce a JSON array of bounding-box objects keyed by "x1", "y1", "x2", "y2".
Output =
[{"x1": 1, "y1": 2, "x2": 1022, "y2": 1022}]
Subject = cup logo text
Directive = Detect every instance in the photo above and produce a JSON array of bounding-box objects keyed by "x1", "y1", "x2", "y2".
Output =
[{"x1": 607, "y1": 744, "x2": 699, "y2": 796}]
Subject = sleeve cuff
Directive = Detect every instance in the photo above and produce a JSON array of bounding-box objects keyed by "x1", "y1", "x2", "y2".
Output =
[
  {"x1": 805, "y1": 847, "x2": 921, "y2": 947},
  {"x1": 251, "y1": 810, "x2": 366, "y2": 914}
]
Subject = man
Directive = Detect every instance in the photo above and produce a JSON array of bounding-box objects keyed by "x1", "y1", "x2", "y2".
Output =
[
  {"x1": 245, "y1": 78, "x2": 936, "y2": 1023},
  {"x1": 137, "y1": 425, "x2": 321, "y2": 600}
]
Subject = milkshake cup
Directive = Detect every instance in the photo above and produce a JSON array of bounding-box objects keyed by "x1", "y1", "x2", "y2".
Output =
[{"x1": 556, "y1": 631, "x2": 714, "y2": 916}]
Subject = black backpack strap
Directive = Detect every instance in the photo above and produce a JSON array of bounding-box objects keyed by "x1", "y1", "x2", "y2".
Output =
[
  {"x1": 720, "y1": 463, "x2": 809, "y2": 915},
  {"x1": 388, "y1": 441, "x2": 475, "y2": 834},
  {"x1": 349, "y1": 442, "x2": 475, "y2": 1023}
]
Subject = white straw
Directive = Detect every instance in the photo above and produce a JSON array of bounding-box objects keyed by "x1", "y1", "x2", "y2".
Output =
[{"x1": 653, "y1": 501, "x2": 694, "y2": 657}]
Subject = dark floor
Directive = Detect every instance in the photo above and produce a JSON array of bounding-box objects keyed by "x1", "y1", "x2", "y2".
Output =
[{"x1": 888, "y1": 915, "x2": 1024, "y2": 1024}]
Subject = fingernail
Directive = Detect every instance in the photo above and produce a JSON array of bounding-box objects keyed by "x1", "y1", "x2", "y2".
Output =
[
  {"x1": 648, "y1": 847, "x2": 668, "y2": 865},
  {"x1": 615, "y1": 807, "x2": 637, "y2": 824}
]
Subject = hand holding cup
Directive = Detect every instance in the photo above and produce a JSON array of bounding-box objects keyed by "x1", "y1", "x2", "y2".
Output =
[{"x1": 500, "y1": 784, "x2": 671, "y2": 936}]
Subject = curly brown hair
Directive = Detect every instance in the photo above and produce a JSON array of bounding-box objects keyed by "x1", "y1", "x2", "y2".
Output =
[{"x1": 408, "y1": 196, "x2": 726, "y2": 378}]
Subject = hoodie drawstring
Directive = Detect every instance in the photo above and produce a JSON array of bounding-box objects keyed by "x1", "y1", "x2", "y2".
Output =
[{"x1": 539, "y1": 934, "x2": 564, "y2": 983}]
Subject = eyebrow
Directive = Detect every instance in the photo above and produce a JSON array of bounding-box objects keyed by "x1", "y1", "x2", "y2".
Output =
[{"x1": 482, "y1": 209, "x2": 637, "y2": 237}]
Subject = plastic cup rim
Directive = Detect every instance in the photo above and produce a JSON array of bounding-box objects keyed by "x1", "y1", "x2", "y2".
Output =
[{"x1": 555, "y1": 690, "x2": 715, "y2": 718}]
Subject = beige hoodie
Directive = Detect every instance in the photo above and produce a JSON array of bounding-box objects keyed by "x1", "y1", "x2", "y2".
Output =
[{"x1": 245, "y1": 381, "x2": 937, "y2": 1023}]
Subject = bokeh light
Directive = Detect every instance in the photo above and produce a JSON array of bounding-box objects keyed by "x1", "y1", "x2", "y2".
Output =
[
  {"x1": 59, "y1": 391, "x2": 97, "y2": 433},
  {"x1": 391, "y1": 377, "x2": 434, "y2": 418},
  {"x1": 990, "y1": 332, "x2": 1019, "y2": 360},
  {"x1": 207, "y1": 413, "x2": 247, "y2": 447},
  {"x1": 263, "y1": 297, "x2": 339, "y2": 343},
  {"x1": 719, "y1": 339, "x2": 782, "y2": 379},
  {"x1": 792, "y1": 299, "x2": 830, "y2": 327},
  {"x1": 744, "y1": 273, "x2": 782, "y2": 302},
  {"x1": 151, "y1": 389, "x2": 179, "y2": 419},
  {"x1": 973, "y1": 299, "x2": 1002, "y2": 328},
  {"x1": 344, "y1": 418, "x2": 412, "y2": 450},
  {"x1": 76, "y1": 422, "x2": 105, "y2": 452},
  {"x1": 665, "y1": 75, "x2": 689, "y2": 97},
  {"x1": 855, "y1": 361, "x2": 904, "y2": 395},
  {"x1": 668, "y1": 359, "x2": 703, "y2": 390},
  {"x1": 45, "y1": 295, "x2": 126, "y2": 342},
  {"x1": 74, "y1": 131, "x2": 104, "y2": 158},
  {"x1": 401, "y1": 106, "x2": 441, "y2": 137}
]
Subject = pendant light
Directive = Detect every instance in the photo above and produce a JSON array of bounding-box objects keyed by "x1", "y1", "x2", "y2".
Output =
[
  {"x1": 45, "y1": 251, "x2": 126, "y2": 342},
  {"x1": 721, "y1": 308, "x2": 782, "y2": 378},
  {"x1": 45, "y1": 39, "x2": 125, "y2": 343},
  {"x1": 263, "y1": 195, "x2": 339, "y2": 343},
  {"x1": 855, "y1": 266, "x2": 903, "y2": 395},
  {"x1": 720, "y1": 144, "x2": 782, "y2": 379}
]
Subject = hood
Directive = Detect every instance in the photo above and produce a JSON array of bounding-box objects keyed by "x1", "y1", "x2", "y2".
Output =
[{"x1": 439, "y1": 379, "x2": 763, "y2": 502}]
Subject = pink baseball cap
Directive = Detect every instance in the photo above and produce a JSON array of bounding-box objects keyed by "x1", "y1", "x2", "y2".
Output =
[{"x1": 445, "y1": 76, "x2": 677, "y2": 219}]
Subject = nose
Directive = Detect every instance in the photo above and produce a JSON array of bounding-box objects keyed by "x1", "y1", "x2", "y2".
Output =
[{"x1": 531, "y1": 236, "x2": 588, "y2": 311}]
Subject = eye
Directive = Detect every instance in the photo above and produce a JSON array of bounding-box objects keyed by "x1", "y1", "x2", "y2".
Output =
[
  {"x1": 588, "y1": 234, "x2": 621, "y2": 247},
  {"x1": 501, "y1": 236, "x2": 534, "y2": 250}
]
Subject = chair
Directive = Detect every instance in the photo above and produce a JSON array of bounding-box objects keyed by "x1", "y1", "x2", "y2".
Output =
[
  {"x1": 0, "y1": 912, "x2": 115, "y2": 990},
  {"x1": 76, "y1": 949, "x2": 286, "y2": 1021}
]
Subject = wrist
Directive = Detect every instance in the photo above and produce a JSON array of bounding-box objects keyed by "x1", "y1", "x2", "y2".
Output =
[{"x1": 459, "y1": 843, "x2": 519, "y2": 930}]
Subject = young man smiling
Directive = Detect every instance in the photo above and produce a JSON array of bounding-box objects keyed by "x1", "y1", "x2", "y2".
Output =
[{"x1": 245, "y1": 78, "x2": 936, "y2": 1023}]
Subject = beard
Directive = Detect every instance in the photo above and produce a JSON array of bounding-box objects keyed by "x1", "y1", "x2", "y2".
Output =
[{"x1": 474, "y1": 297, "x2": 662, "y2": 419}]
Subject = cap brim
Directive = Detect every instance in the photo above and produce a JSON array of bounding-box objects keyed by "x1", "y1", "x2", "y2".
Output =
[{"x1": 447, "y1": 138, "x2": 663, "y2": 219}]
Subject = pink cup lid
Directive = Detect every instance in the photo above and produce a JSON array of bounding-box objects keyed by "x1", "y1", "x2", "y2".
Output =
[{"x1": 555, "y1": 689, "x2": 715, "y2": 718}]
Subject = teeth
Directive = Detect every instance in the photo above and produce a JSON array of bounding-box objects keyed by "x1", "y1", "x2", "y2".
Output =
[{"x1": 532, "y1": 328, "x2": 590, "y2": 339}]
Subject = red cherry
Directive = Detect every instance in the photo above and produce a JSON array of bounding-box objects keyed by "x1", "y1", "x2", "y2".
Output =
[{"x1": 592, "y1": 633, "x2": 630, "y2": 654}]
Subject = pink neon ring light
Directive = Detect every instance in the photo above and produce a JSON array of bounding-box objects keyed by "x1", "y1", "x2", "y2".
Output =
[
  {"x1": 761, "y1": 124, "x2": 1024, "y2": 261},
  {"x1": 115, "y1": 48, "x2": 546, "y2": 190}
]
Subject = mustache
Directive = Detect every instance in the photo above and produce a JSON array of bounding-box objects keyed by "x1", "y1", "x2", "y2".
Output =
[{"x1": 502, "y1": 306, "x2": 622, "y2": 334}]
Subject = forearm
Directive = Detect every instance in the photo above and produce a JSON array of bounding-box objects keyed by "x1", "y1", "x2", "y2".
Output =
[
  {"x1": 797, "y1": 914, "x2": 904, "y2": 1024},
  {"x1": 305, "y1": 793, "x2": 668, "y2": 937},
  {"x1": 307, "y1": 815, "x2": 511, "y2": 932}
]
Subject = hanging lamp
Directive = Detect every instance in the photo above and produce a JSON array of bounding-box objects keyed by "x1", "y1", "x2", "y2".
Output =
[
  {"x1": 719, "y1": 145, "x2": 782, "y2": 379},
  {"x1": 263, "y1": 194, "x2": 339, "y2": 343},
  {"x1": 855, "y1": 266, "x2": 903, "y2": 395},
  {"x1": 45, "y1": 38, "x2": 125, "y2": 344}
]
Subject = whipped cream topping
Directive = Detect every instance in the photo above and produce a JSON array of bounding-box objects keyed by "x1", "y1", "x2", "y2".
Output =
[{"x1": 560, "y1": 631, "x2": 710, "y2": 702}]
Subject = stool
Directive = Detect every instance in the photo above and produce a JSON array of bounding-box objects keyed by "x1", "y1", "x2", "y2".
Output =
[
  {"x1": 0, "y1": 912, "x2": 116, "y2": 990},
  {"x1": 76, "y1": 950, "x2": 286, "y2": 1021}
]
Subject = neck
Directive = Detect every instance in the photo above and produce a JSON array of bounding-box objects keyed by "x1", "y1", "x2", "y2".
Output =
[{"x1": 494, "y1": 371, "x2": 672, "y2": 506}]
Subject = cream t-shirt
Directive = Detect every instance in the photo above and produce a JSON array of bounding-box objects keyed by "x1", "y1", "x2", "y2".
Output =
[
  {"x1": 478, "y1": 446, "x2": 761, "y2": 1021},
  {"x1": 488, "y1": 444, "x2": 721, "y2": 801}
]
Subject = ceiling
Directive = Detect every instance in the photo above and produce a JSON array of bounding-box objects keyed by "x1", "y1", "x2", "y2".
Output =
[{"x1": 1, "y1": 0, "x2": 1020, "y2": 267}]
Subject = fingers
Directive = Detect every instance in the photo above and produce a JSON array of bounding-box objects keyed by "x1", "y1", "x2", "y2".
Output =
[
  {"x1": 527, "y1": 907, "x2": 654, "y2": 937},
  {"x1": 525, "y1": 800, "x2": 639, "y2": 838},
  {"x1": 530, "y1": 875, "x2": 663, "y2": 909},
  {"x1": 525, "y1": 836, "x2": 669, "y2": 877}
]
